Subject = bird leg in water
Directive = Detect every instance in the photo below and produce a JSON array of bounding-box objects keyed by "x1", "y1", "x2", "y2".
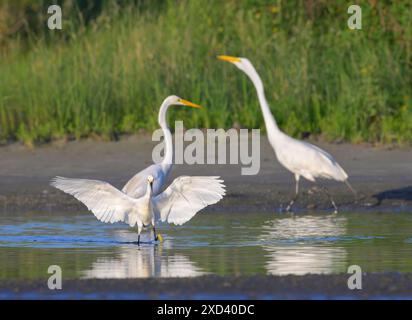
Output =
[
  {"x1": 153, "y1": 226, "x2": 159, "y2": 242},
  {"x1": 286, "y1": 175, "x2": 300, "y2": 212},
  {"x1": 137, "y1": 234, "x2": 140, "y2": 246},
  {"x1": 321, "y1": 186, "x2": 338, "y2": 213}
]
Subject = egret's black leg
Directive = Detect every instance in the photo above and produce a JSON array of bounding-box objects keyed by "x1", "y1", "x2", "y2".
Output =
[
  {"x1": 321, "y1": 186, "x2": 338, "y2": 213},
  {"x1": 153, "y1": 226, "x2": 158, "y2": 242},
  {"x1": 137, "y1": 234, "x2": 140, "y2": 246},
  {"x1": 286, "y1": 175, "x2": 300, "y2": 212}
]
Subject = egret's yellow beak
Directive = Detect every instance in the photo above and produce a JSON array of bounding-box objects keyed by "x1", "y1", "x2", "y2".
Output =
[
  {"x1": 157, "y1": 233, "x2": 164, "y2": 242},
  {"x1": 178, "y1": 99, "x2": 202, "y2": 109},
  {"x1": 217, "y1": 55, "x2": 241, "y2": 63}
]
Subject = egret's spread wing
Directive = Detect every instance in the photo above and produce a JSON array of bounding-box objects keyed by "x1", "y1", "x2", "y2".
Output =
[
  {"x1": 51, "y1": 176, "x2": 140, "y2": 226},
  {"x1": 153, "y1": 176, "x2": 226, "y2": 225}
]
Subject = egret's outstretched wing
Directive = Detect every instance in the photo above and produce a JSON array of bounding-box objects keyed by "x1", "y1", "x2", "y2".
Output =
[
  {"x1": 51, "y1": 176, "x2": 140, "y2": 226},
  {"x1": 153, "y1": 176, "x2": 226, "y2": 225}
]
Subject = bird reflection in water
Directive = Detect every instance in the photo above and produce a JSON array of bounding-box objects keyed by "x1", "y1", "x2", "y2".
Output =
[
  {"x1": 261, "y1": 215, "x2": 348, "y2": 275},
  {"x1": 81, "y1": 235, "x2": 206, "y2": 279}
]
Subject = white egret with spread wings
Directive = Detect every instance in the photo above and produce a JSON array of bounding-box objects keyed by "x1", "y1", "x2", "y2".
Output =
[
  {"x1": 51, "y1": 175, "x2": 225, "y2": 245},
  {"x1": 218, "y1": 55, "x2": 355, "y2": 212}
]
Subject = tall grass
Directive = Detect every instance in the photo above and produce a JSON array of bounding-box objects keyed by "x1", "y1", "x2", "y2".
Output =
[{"x1": 0, "y1": 0, "x2": 411, "y2": 146}]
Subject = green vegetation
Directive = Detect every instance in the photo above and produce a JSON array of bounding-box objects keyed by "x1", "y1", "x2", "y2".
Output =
[{"x1": 0, "y1": 0, "x2": 411, "y2": 146}]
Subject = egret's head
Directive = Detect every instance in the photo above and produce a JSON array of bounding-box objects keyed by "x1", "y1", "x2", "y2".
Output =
[
  {"x1": 217, "y1": 55, "x2": 253, "y2": 74},
  {"x1": 147, "y1": 175, "x2": 154, "y2": 188},
  {"x1": 167, "y1": 95, "x2": 202, "y2": 109}
]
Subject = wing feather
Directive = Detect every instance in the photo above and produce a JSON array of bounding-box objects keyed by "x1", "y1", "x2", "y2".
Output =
[
  {"x1": 50, "y1": 176, "x2": 142, "y2": 226},
  {"x1": 153, "y1": 176, "x2": 226, "y2": 225}
]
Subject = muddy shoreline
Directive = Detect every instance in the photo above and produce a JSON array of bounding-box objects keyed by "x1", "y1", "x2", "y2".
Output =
[
  {"x1": 0, "y1": 134, "x2": 411, "y2": 213},
  {"x1": 1, "y1": 273, "x2": 412, "y2": 299}
]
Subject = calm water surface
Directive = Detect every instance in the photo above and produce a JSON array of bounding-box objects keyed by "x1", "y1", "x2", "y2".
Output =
[{"x1": 1, "y1": 210, "x2": 412, "y2": 279}]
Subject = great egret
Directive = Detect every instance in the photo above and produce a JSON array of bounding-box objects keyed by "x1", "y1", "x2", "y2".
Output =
[
  {"x1": 51, "y1": 175, "x2": 225, "y2": 245},
  {"x1": 122, "y1": 95, "x2": 202, "y2": 198},
  {"x1": 218, "y1": 55, "x2": 355, "y2": 213}
]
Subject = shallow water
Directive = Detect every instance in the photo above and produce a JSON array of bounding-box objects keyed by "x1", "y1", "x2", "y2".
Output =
[{"x1": 1, "y1": 210, "x2": 412, "y2": 280}]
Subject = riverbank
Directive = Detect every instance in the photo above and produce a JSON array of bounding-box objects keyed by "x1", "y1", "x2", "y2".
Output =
[
  {"x1": 0, "y1": 134, "x2": 411, "y2": 213},
  {"x1": 1, "y1": 273, "x2": 412, "y2": 299}
]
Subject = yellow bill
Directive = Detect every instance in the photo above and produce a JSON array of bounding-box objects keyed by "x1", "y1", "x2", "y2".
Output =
[
  {"x1": 217, "y1": 55, "x2": 241, "y2": 63},
  {"x1": 178, "y1": 98, "x2": 203, "y2": 109}
]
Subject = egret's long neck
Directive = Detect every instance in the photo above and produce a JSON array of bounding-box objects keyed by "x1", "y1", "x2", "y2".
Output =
[
  {"x1": 145, "y1": 183, "x2": 153, "y2": 198},
  {"x1": 158, "y1": 100, "x2": 173, "y2": 168},
  {"x1": 244, "y1": 66, "x2": 281, "y2": 138}
]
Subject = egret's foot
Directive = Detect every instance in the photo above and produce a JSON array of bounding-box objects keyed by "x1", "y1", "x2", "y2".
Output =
[
  {"x1": 331, "y1": 203, "x2": 339, "y2": 214},
  {"x1": 156, "y1": 234, "x2": 164, "y2": 242},
  {"x1": 285, "y1": 202, "x2": 294, "y2": 212},
  {"x1": 153, "y1": 227, "x2": 161, "y2": 243},
  {"x1": 331, "y1": 201, "x2": 338, "y2": 214}
]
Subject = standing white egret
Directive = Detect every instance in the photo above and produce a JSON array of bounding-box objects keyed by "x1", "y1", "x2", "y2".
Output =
[
  {"x1": 122, "y1": 95, "x2": 202, "y2": 198},
  {"x1": 51, "y1": 175, "x2": 225, "y2": 245},
  {"x1": 218, "y1": 55, "x2": 356, "y2": 212}
]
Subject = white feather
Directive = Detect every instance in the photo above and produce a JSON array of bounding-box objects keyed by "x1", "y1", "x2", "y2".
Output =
[
  {"x1": 51, "y1": 175, "x2": 226, "y2": 229},
  {"x1": 50, "y1": 176, "x2": 147, "y2": 227},
  {"x1": 153, "y1": 176, "x2": 226, "y2": 225}
]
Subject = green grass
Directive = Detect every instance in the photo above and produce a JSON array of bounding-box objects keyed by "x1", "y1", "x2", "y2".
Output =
[{"x1": 0, "y1": 0, "x2": 411, "y2": 146}]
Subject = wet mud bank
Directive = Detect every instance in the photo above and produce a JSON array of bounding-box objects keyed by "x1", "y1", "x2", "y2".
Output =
[
  {"x1": 0, "y1": 135, "x2": 411, "y2": 213},
  {"x1": 1, "y1": 273, "x2": 412, "y2": 299}
]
